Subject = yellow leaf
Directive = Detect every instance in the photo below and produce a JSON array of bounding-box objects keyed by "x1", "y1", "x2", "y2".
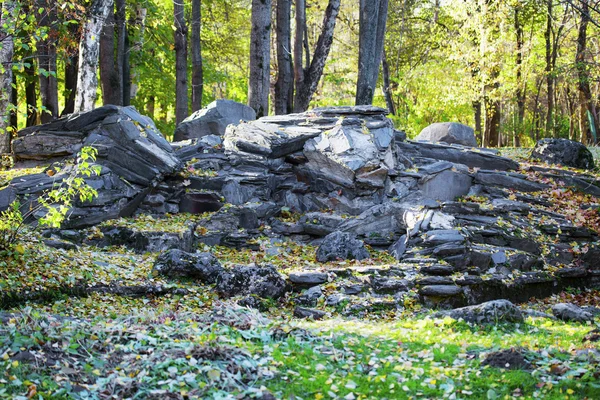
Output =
[
  {"x1": 566, "y1": 389, "x2": 574, "y2": 395},
  {"x1": 15, "y1": 244, "x2": 25, "y2": 254}
]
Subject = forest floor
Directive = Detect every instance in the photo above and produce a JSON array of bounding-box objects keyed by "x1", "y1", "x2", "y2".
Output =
[{"x1": 1, "y1": 149, "x2": 600, "y2": 399}]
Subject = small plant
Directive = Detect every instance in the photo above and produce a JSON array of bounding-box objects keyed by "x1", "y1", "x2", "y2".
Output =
[{"x1": 0, "y1": 146, "x2": 101, "y2": 252}]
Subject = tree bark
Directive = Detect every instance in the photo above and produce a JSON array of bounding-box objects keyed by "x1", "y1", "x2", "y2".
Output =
[
  {"x1": 25, "y1": 61, "x2": 38, "y2": 127},
  {"x1": 125, "y1": 5, "x2": 147, "y2": 105},
  {"x1": 115, "y1": 0, "x2": 126, "y2": 104},
  {"x1": 74, "y1": 0, "x2": 114, "y2": 113},
  {"x1": 293, "y1": 0, "x2": 340, "y2": 112},
  {"x1": 10, "y1": 73, "x2": 17, "y2": 132},
  {"x1": 248, "y1": 0, "x2": 272, "y2": 117},
  {"x1": 275, "y1": 0, "x2": 293, "y2": 114},
  {"x1": 293, "y1": 0, "x2": 305, "y2": 111},
  {"x1": 37, "y1": 0, "x2": 59, "y2": 123},
  {"x1": 575, "y1": 0, "x2": 597, "y2": 144},
  {"x1": 191, "y1": 0, "x2": 203, "y2": 112},
  {"x1": 356, "y1": 0, "x2": 389, "y2": 105},
  {"x1": 514, "y1": 6, "x2": 524, "y2": 147},
  {"x1": 62, "y1": 22, "x2": 79, "y2": 116},
  {"x1": 382, "y1": 48, "x2": 395, "y2": 115},
  {"x1": 100, "y1": 5, "x2": 121, "y2": 105},
  {"x1": 0, "y1": 0, "x2": 16, "y2": 154},
  {"x1": 544, "y1": 0, "x2": 555, "y2": 138},
  {"x1": 174, "y1": 0, "x2": 188, "y2": 124}
]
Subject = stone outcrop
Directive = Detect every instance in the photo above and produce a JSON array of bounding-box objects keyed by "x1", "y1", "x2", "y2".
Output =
[
  {"x1": 173, "y1": 100, "x2": 256, "y2": 141},
  {"x1": 530, "y1": 138, "x2": 595, "y2": 170},
  {"x1": 415, "y1": 122, "x2": 477, "y2": 147},
  {"x1": 5, "y1": 105, "x2": 600, "y2": 312}
]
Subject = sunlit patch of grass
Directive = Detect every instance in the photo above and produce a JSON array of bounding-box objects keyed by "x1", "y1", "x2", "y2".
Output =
[
  {"x1": 0, "y1": 166, "x2": 46, "y2": 188},
  {"x1": 98, "y1": 212, "x2": 210, "y2": 234},
  {"x1": 207, "y1": 239, "x2": 397, "y2": 272}
]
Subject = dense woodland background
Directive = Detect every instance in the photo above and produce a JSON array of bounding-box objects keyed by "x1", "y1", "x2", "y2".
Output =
[{"x1": 1, "y1": 0, "x2": 600, "y2": 149}]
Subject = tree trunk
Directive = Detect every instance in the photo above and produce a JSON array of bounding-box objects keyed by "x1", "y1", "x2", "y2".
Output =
[
  {"x1": 275, "y1": 0, "x2": 293, "y2": 114},
  {"x1": 293, "y1": 0, "x2": 305, "y2": 111},
  {"x1": 115, "y1": 0, "x2": 126, "y2": 104},
  {"x1": 62, "y1": 22, "x2": 79, "y2": 116},
  {"x1": 146, "y1": 95, "x2": 155, "y2": 120},
  {"x1": 25, "y1": 62, "x2": 38, "y2": 127},
  {"x1": 126, "y1": 5, "x2": 147, "y2": 105},
  {"x1": 382, "y1": 48, "x2": 395, "y2": 115},
  {"x1": 473, "y1": 100, "x2": 482, "y2": 145},
  {"x1": 293, "y1": 0, "x2": 341, "y2": 112},
  {"x1": 248, "y1": 0, "x2": 272, "y2": 117},
  {"x1": 191, "y1": 0, "x2": 203, "y2": 112},
  {"x1": 544, "y1": 0, "x2": 555, "y2": 138},
  {"x1": 484, "y1": 96, "x2": 500, "y2": 148},
  {"x1": 37, "y1": 0, "x2": 59, "y2": 123},
  {"x1": 514, "y1": 6, "x2": 524, "y2": 147},
  {"x1": 0, "y1": 0, "x2": 16, "y2": 154},
  {"x1": 174, "y1": 0, "x2": 189, "y2": 124},
  {"x1": 75, "y1": 0, "x2": 114, "y2": 112},
  {"x1": 100, "y1": 5, "x2": 121, "y2": 105},
  {"x1": 356, "y1": 0, "x2": 389, "y2": 105},
  {"x1": 10, "y1": 73, "x2": 17, "y2": 132},
  {"x1": 575, "y1": 0, "x2": 597, "y2": 144}
]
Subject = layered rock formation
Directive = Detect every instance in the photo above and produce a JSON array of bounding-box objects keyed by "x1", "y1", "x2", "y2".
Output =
[{"x1": 3, "y1": 105, "x2": 600, "y2": 311}]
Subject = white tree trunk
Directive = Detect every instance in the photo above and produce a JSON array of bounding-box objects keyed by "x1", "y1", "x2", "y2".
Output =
[
  {"x1": 74, "y1": 0, "x2": 114, "y2": 113},
  {"x1": 0, "y1": 0, "x2": 16, "y2": 154}
]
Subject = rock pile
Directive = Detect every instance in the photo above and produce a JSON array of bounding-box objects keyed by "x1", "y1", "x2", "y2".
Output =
[{"x1": 3, "y1": 103, "x2": 600, "y2": 312}]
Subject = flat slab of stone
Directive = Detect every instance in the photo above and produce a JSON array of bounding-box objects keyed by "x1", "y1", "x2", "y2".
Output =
[{"x1": 420, "y1": 285, "x2": 463, "y2": 297}]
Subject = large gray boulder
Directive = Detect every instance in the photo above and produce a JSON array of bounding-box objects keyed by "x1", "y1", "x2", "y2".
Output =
[
  {"x1": 303, "y1": 117, "x2": 395, "y2": 190},
  {"x1": 215, "y1": 265, "x2": 290, "y2": 299},
  {"x1": 224, "y1": 120, "x2": 321, "y2": 158},
  {"x1": 316, "y1": 231, "x2": 370, "y2": 262},
  {"x1": 530, "y1": 138, "x2": 594, "y2": 170},
  {"x1": 174, "y1": 100, "x2": 256, "y2": 141},
  {"x1": 153, "y1": 249, "x2": 223, "y2": 283},
  {"x1": 440, "y1": 300, "x2": 524, "y2": 324},
  {"x1": 551, "y1": 303, "x2": 594, "y2": 323},
  {"x1": 416, "y1": 122, "x2": 477, "y2": 147}
]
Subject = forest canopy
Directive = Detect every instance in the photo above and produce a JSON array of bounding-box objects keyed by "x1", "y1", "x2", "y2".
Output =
[{"x1": 1, "y1": 0, "x2": 600, "y2": 147}]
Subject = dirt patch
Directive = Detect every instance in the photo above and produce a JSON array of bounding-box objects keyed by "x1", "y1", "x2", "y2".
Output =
[{"x1": 482, "y1": 348, "x2": 531, "y2": 370}]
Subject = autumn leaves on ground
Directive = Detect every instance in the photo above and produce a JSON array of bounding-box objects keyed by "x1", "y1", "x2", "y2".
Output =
[{"x1": 0, "y1": 151, "x2": 598, "y2": 399}]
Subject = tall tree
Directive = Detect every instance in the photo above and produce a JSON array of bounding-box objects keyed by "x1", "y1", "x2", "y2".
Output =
[
  {"x1": 174, "y1": 0, "x2": 188, "y2": 124},
  {"x1": 37, "y1": 0, "x2": 59, "y2": 123},
  {"x1": 0, "y1": 0, "x2": 16, "y2": 154},
  {"x1": 62, "y1": 21, "x2": 80, "y2": 116},
  {"x1": 248, "y1": 0, "x2": 271, "y2": 117},
  {"x1": 356, "y1": 0, "x2": 389, "y2": 105},
  {"x1": 74, "y1": 0, "x2": 114, "y2": 112},
  {"x1": 191, "y1": 0, "x2": 203, "y2": 112},
  {"x1": 275, "y1": 0, "x2": 293, "y2": 114},
  {"x1": 25, "y1": 61, "x2": 38, "y2": 127},
  {"x1": 514, "y1": 4, "x2": 525, "y2": 147},
  {"x1": 544, "y1": 0, "x2": 554, "y2": 138},
  {"x1": 575, "y1": 0, "x2": 598, "y2": 143},
  {"x1": 293, "y1": 0, "x2": 341, "y2": 112},
  {"x1": 100, "y1": 5, "x2": 121, "y2": 105}
]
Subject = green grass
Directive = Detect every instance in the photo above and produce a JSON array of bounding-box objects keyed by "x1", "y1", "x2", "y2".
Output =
[{"x1": 0, "y1": 306, "x2": 598, "y2": 399}]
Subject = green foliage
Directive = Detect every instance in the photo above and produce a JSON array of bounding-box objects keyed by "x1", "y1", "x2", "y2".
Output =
[{"x1": 0, "y1": 147, "x2": 100, "y2": 252}]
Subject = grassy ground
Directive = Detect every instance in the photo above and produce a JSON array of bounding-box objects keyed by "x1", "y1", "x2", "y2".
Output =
[{"x1": 1, "y1": 297, "x2": 599, "y2": 399}]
